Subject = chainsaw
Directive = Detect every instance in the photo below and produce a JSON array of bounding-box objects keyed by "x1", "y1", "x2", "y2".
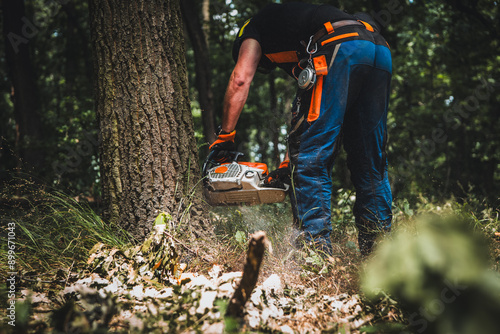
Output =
[{"x1": 202, "y1": 151, "x2": 289, "y2": 206}]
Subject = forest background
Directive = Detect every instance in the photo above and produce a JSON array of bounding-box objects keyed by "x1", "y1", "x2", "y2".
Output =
[
  {"x1": 1, "y1": 0, "x2": 499, "y2": 207},
  {"x1": 1, "y1": 0, "x2": 499, "y2": 205}
]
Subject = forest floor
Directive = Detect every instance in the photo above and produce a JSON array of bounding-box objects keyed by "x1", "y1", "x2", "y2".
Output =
[
  {"x1": 7, "y1": 232, "x2": 404, "y2": 334},
  {"x1": 1, "y1": 188, "x2": 500, "y2": 333}
]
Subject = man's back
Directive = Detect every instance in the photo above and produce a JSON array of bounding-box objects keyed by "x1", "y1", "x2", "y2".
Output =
[{"x1": 233, "y1": 3, "x2": 355, "y2": 75}]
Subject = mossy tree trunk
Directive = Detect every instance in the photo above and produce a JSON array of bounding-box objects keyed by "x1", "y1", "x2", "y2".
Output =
[{"x1": 89, "y1": 0, "x2": 210, "y2": 240}]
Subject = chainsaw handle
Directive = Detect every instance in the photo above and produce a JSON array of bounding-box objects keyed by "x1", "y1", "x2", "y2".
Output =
[{"x1": 232, "y1": 152, "x2": 244, "y2": 161}]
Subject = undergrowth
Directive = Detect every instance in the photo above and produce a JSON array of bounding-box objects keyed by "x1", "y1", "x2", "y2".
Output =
[
  {"x1": 1, "y1": 176, "x2": 499, "y2": 333},
  {"x1": 0, "y1": 178, "x2": 132, "y2": 277},
  {"x1": 207, "y1": 191, "x2": 500, "y2": 332}
]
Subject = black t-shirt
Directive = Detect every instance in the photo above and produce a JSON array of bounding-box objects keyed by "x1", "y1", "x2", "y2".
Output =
[{"x1": 233, "y1": 2, "x2": 354, "y2": 76}]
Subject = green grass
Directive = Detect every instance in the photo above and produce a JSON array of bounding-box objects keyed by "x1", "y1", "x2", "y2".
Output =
[{"x1": 0, "y1": 182, "x2": 132, "y2": 276}]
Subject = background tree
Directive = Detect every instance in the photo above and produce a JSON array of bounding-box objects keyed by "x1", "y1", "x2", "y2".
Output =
[
  {"x1": 89, "y1": 0, "x2": 211, "y2": 240},
  {"x1": 2, "y1": 0, "x2": 44, "y2": 174},
  {"x1": 181, "y1": 0, "x2": 217, "y2": 152},
  {"x1": 1, "y1": 0, "x2": 98, "y2": 195}
]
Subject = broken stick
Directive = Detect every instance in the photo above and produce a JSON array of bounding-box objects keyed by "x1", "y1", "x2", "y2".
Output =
[{"x1": 226, "y1": 231, "x2": 268, "y2": 318}]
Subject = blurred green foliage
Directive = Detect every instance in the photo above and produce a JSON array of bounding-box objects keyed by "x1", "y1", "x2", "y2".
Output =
[{"x1": 363, "y1": 214, "x2": 500, "y2": 333}]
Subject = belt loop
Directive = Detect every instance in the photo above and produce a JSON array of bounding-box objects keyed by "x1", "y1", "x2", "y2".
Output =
[{"x1": 324, "y1": 22, "x2": 334, "y2": 34}]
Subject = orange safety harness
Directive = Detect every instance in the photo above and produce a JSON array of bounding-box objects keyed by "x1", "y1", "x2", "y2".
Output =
[{"x1": 262, "y1": 20, "x2": 379, "y2": 123}]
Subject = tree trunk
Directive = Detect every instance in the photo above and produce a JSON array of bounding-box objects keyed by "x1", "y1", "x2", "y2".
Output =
[
  {"x1": 180, "y1": 0, "x2": 216, "y2": 149},
  {"x1": 89, "y1": 0, "x2": 211, "y2": 241},
  {"x1": 202, "y1": 0, "x2": 210, "y2": 43},
  {"x1": 269, "y1": 74, "x2": 280, "y2": 168},
  {"x1": 3, "y1": 0, "x2": 44, "y2": 172}
]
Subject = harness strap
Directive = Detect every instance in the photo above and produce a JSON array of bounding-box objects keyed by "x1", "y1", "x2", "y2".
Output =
[
  {"x1": 265, "y1": 51, "x2": 299, "y2": 64},
  {"x1": 321, "y1": 32, "x2": 359, "y2": 46},
  {"x1": 266, "y1": 20, "x2": 379, "y2": 66},
  {"x1": 324, "y1": 22, "x2": 335, "y2": 34},
  {"x1": 308, "y1": 19, "x2": 363, "y2": 45}
]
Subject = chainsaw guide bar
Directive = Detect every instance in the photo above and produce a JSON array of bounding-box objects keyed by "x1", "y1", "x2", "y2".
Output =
[{"x1": 203, "y1": 162, "x2": 288, "y2": 206}]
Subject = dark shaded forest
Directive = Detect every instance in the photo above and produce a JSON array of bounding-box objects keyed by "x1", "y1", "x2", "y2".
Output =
[{"x1": 1, "y1": 0, "x2": 498, "y2": 204}]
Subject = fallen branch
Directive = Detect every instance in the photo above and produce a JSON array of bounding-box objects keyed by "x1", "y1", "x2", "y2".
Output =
[{"x1": 226, "y1": 231, "x2": 268, "y2": 318}]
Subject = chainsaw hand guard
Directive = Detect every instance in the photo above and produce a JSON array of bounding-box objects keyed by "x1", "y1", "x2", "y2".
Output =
[
  {"x1": 263, "y1": 160, "x2": 290, "y2": 190},
  {"x1": 206, "y1": 129, "x2": 237, "y2": 167},
  {"x1": 209, "y1": 141, "x2": 237, "y2": 163}
]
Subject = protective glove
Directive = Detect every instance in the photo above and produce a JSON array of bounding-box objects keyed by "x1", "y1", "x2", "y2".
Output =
[
  {"x1": 208, "y1": 130, "x2": 236, "y2": 164},
  {"x1": 263, "y1": 160, "x2": 290, "y2": 189}
]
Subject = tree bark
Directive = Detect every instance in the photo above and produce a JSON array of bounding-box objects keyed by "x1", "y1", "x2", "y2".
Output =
[
  {"x1": 201, "y1": 0, "x2": 210, "y2": 43},
  {"x1": 89, "y1": 0, "x2": 211, "y2": 240},
  {"x1": 3, "y1": 0, "x2": 44, "y2": 172},
  {"x1": 180, "y1": 0, "x2": 216, "y2": 149}
]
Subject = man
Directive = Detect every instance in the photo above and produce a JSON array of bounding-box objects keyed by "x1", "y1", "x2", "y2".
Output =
[{"x1": 209, "y1": 2, "x2": 392, "y2": 256}]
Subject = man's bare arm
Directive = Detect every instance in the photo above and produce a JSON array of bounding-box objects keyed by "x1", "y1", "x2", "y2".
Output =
[{"x1": 221, "y1": 38, "x2": 262, "y2": 133}]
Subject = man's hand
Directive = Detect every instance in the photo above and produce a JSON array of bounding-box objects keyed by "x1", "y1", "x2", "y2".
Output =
[
  {"x1": 263, "y1": 160, "x2": 290, "y2": 189},
  {"x1": 209, "y1": 130, "x2": 237, "y2": 164}
]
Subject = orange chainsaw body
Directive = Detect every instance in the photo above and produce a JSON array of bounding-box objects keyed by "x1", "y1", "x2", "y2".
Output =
[{"x1": 203, "y1": 161, "x2": 288, "y2": 206}]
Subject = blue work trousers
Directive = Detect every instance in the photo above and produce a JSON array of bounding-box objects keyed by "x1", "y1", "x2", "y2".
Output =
[{"x1": 288, "y1": 39, "x2": 393, "y2": 248}]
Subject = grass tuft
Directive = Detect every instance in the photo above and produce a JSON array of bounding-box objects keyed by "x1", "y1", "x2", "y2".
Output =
[{"x1": 0, "y1": 178, "x2": 132, "y2": 277}]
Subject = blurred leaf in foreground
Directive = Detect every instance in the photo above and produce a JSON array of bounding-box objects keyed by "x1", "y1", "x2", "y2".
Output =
[{"x1": 362, "y1": 215, "x2": 500, "y2": 334}]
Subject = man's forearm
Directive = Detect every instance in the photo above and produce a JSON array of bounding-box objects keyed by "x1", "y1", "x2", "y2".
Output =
[
  {"x1": 220, "y1": 38, "x2": 261, "y2": 133},
  {"x1": 221, "y1": 73, "x2": 251, "y2": 133}
]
